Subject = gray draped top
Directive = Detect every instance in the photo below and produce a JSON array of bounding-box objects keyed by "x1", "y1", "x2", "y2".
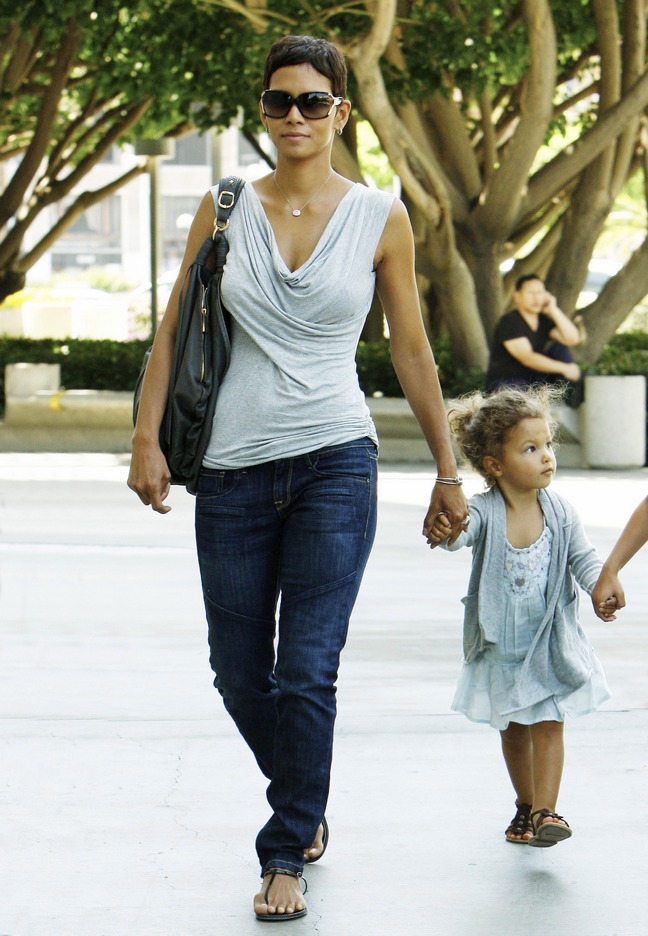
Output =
[{"x1": 202, "y1": 181, "x2": 395, "y2": 469}]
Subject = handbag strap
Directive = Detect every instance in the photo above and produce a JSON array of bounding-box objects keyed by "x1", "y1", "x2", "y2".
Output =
[{"x1": 212, "y1": 175, "x2": 245, "y2": 237}]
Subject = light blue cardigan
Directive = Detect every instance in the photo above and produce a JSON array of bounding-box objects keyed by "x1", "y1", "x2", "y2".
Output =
[{"x1": 443, "y1": 485, "x2": 603, "y2": 716}]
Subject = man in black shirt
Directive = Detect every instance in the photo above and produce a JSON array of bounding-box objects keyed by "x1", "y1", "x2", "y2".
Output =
[{"x1": 486, "y1": 274, "x2": 582, "y2": 398}]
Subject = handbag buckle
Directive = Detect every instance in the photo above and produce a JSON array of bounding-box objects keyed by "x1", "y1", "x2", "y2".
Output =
[
  {"x1": 214, "y1": 187, "x2": 236, "y2": 236},
  {"x1": 213, "y1": 217, "x2": 230, "y2": 236},
  {"x1": 218, "y1": 189, "x2": 236, "y2": 209}
]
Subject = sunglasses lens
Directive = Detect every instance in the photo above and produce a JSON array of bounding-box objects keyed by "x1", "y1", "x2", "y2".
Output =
[
  {"x1": 262, "y1": 91, "x2": 291, "y2": 118},
  {"x1": 298, "y1": 93, "x2": 334, "y2": 118},
  {"x1": 262, "y1": 91, "x2": 336, "y2": 119}
]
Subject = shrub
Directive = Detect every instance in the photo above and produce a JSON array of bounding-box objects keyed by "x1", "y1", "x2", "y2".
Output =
[
  {"x1": 585, "y1": 331, "x2": 648, "y2": 377},
  {"x1": 356, "y1": 337, "x2": 486, "y2": 399},
  {"x1": 0, "y1": 338, "x2": 148, "y2": 414},
  {"x1": 2, "y1": 332, "x2": 645, "y2": 418}
]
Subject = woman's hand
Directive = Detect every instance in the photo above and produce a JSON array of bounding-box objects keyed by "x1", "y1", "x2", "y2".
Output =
[
  {"x1": 423, "y1": 483, "x2": 470, "y2": 548},
  {"x1": 591, "y1": 567, "x2": 625, "y2": 621},
  {"x1": 127, "y1": 437, "x2": 172, "y2": 514}
]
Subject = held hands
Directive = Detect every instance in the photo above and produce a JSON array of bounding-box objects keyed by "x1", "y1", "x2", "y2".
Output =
[
  {"x1": 426, "y1": 510, "x2": 455, "y2": 547},
  {"x1": 422, "y1": 481, "x2": 469, "y2": 549},
  {"x1": 592, "y1": 594, "x2": 619, "y2": 622},
  {"x1": 127, "y1": 438, "x2": 173, "y2": 514},
  {"x1": 591, "y1": 568, "x2": 626, "y2": 622}
]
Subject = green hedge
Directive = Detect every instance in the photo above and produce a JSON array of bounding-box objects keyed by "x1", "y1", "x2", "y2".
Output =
[
  {"x1": 1, "y1": 331, "x2": 646, "y2": 417},
  {"x1": 356, "y1": 336, "x2": 486, "y2": 399},
  {"x1": 0, "y1": 338, "x2": 148, "y2": 414},
  {"x1": 584, "y1": 331, "x2": 648, "y2": 377}
]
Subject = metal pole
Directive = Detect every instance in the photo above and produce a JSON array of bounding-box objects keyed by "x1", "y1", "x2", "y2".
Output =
[{"x1": 148, "y1": 155, "x2": 160, "y2": 339}]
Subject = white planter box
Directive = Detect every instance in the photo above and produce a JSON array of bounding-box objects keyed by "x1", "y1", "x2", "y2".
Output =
[{"x1": 583, "y1": 375, "x2": 646, "y2": 468}]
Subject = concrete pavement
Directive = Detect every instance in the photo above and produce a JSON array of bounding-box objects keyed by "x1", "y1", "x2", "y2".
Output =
[{"x1": 0, "y1": 453, "x2": 647, "y2": 936}]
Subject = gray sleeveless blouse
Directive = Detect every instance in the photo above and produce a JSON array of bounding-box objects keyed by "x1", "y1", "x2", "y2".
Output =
[{"x1": 202, "y1": 182, "x2": 395, "y2": 469}]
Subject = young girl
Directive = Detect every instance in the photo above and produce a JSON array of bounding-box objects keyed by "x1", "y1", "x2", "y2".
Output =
[
  {"x1": 427, "y1": 386, "x2": 613, "y2": 847},
  {"x1": 592, "y1": 496, "x2": 648, "y2": 616}
]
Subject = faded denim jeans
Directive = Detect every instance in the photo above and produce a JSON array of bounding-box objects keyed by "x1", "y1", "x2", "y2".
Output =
[{"x1": 195, "y1": 438, "x2": 378, "y2": 875}]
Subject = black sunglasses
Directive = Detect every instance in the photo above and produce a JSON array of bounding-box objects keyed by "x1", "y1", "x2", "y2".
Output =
[{"x1": 261, "y1": 90, "x2": 343, "y2": 120}]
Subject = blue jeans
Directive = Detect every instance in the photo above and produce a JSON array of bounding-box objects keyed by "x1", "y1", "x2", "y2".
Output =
[{"x1": 194, "y1": 438, "x2": 378, "y2": 876}]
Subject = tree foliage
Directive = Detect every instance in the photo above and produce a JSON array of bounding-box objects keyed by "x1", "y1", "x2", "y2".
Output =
[
  {"x1": 199, "y1": 0, "x2": 648, "y2": 366},
  {"x1": 0, "y1": 0, "x2": 257, "y2": 300},
  {"x1": 3, "y1": 0, "x2": 648, "y2": 368}
]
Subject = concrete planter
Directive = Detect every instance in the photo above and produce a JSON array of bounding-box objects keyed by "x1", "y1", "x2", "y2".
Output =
[{"x1": 582, "y1": 375, "x2": 646, "y2": 469}]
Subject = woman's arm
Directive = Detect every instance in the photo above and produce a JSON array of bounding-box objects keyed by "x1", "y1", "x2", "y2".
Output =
[
  {"x1": 127, "y1": 191, "x2": 216, "y2": 513},
  {"x1": 591, "y1": 496, "x2": 648, "y2": 616},
  {"x1": 374, "y1": 199, "x2": 468, "y2": 542}
]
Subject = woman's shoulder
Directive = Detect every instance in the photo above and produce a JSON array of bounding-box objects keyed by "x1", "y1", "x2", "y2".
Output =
[
  {"x1": 345, "y1": 182, "x2": 402, "y2": 218},
  {"x1": 350, "y1": 183, "x2": 397, "y2": 212},
  {"x1": 358, "y1": 183, "x2": 397, "y2": 201}
]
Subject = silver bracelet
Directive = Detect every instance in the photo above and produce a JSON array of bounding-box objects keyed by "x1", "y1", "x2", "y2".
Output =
[{"x1": 435, "y1": 476, "x2": 464, "y2": 486}]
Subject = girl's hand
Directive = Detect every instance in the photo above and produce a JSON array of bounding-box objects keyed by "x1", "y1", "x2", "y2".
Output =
[
  {"x1": 594, "y1": 596, "x2": 618, "y2": 623},
  {"x1": 424, "y1": 510, "x2": 454, "y2": 549}
]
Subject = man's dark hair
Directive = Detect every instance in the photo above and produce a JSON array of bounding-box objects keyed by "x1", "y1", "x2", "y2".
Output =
[
  {"x1": 514, "y1": 273, "x2": 544, "y2": 291},
  {"x1": 263, "y1": 35, "x2": 347, "y2": 97}
]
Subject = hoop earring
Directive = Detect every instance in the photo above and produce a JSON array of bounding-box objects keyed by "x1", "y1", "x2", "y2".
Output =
[{"x1": 337, "y1": 127, "x2": 343, "y2": 136}]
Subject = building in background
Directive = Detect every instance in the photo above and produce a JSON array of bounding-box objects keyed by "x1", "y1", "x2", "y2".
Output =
[
  {"x1": 27, "y1": 126, "x2": 269, "y2": 286},
  {"x1": 0, "y1": 127, "x2": 269, "y2": 339}
]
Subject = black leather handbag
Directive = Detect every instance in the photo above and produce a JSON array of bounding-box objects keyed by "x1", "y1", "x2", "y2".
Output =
[{"x1": 132, "y1": 175, "x2": 245, "y2": 494}]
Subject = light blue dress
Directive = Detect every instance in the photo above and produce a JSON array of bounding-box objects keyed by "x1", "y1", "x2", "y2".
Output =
[{"x1": 452, "y1": 523, "x2": 610, "y2": 729}]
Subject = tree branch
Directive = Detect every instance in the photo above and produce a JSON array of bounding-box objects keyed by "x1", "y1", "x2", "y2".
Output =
[
  {"x1": 472, "y1": 0, "x2": 556, "y2": 239},
  {"x1": 522, "y1": 67, "x2": 648, "y2": 224},
  {"x1": 0, "y1": 24, "x2": 83, "y2": 228},
  {"x1": 197, "y1": 0, "x2": 293, "y2": 30},
  {"x1": 47, "y1": 98, "x2": 151, "y2": 202},
  {"x1": 18, "y1": 165, "x2": 146, "y2": 271}
]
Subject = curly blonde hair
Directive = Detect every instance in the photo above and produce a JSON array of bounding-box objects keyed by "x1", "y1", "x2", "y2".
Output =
[{"x1": 447, "y1": 385, "x2": 563, "y2": 487}]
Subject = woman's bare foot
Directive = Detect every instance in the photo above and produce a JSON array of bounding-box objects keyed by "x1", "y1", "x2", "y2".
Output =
[
  {"x1": 304, "y1": 822, "x2": 325, "y2": 862},
  {"x1": 254, "y1": 870, "x2": 307, "y2": 919}
]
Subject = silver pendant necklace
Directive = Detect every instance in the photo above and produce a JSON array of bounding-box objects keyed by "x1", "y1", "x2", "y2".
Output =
[{"x1": 273, "y1": 169, "x2": 333, "y2": 217}]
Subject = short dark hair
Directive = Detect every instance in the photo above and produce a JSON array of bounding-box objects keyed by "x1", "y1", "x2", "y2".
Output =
[
  {"x1": 263, "y1": 35, "x2": 347, "y2": 97},
  {"x1": 514, "y1": 273, "x2": 544, "y2": 292}
]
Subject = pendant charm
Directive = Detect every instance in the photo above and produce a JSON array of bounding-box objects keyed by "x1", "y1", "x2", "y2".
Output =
[{"x1": 292, "y1": 209, "x2": 301, "y2": 217}]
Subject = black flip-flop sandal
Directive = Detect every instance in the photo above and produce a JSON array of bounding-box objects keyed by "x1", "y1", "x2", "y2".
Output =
[
  {"x1": 255, "y1": 868, "x2": 308, "y2": 922},
  {"x1": 305, "y1": 816, "x2": 329, "y2": 864},
  {"x1": 528, "y1": 809, "x2": 572, "y2": 848}
]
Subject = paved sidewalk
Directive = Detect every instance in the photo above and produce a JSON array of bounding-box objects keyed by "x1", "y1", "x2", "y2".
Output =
[{"x1": 0, "y1": 454, "x2": 647, "y2": 936}]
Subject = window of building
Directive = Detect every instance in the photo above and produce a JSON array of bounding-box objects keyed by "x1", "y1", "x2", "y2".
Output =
[
  {"x1": 51, "y1": 195, "x2": 122, "y2": 270},
  {"x1": 169, "y1": 131, "x2": 210, "y2": 165}
]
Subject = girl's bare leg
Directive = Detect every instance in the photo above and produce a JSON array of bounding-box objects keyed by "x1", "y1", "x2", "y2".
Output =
[
  {"x1": 529, "y1": 720, "x2": 566, "y2": 820},
  {"x1": 500, "y1": 722, "x2": 534, "y2": 841}
]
